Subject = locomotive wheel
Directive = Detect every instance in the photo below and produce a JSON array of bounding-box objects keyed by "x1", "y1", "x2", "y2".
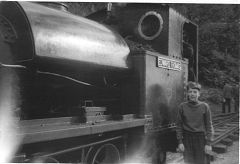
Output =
[{"x1": 88, "y1": 143, "x2": 120, "y2": 164}]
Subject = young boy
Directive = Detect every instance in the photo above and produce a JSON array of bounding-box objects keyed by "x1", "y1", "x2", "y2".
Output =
[{"x1": 176, "y1": 81, "x2": 214, "y2": 164}]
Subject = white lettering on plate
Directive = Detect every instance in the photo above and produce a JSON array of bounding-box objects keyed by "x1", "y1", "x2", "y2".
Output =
[{"x1": 157, "y1": 57, "x2": 181, "y2": 71}]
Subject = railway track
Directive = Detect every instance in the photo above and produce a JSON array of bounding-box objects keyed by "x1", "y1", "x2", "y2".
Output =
[
  {"x1": 211, "y1": 113, "x2": 239, "y2": 155},
  {"x1": 212, "y1": 113, "x2": 238, "y2": 125}
]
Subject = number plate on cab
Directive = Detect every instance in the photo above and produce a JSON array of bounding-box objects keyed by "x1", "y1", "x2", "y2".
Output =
[{"x1": 157, "y1": 56, "x2": 181, "y2": 71}]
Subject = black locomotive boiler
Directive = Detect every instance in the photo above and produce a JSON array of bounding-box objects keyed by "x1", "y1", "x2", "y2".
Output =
[{"x1": 0, "y1": 2, "x2": 198, "y2": 163}]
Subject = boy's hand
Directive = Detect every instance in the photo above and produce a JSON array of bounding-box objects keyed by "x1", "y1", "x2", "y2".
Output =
[
  {"x1": 178, "y1": 143, "x2": 185, "y2": 153},
  {"x1": 205, "y1": 145, "x2": 212, "y2": 154}
]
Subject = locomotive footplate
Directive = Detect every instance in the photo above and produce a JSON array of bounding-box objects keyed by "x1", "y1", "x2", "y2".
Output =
[{"x1": 18, "y1": 116, "x2": 147, "y2": 144}]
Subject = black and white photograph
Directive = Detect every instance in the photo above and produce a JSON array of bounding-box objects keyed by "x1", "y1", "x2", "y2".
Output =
[{"x1": 0, "y1": 1, "x2": 239, "y2": 163}]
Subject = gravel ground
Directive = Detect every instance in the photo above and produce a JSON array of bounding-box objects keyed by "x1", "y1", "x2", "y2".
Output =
[
  {"x1": 211, "y1": 141, "x2": 239, "y2": 164},
  {"x1": 166, "y1": 141, "x2": 239, "y2": 164}
]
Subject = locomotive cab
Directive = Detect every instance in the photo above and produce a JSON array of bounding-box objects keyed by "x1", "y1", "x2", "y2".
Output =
[{"x1": 182, "y1": 21, "x2": 198, "y2": 82}]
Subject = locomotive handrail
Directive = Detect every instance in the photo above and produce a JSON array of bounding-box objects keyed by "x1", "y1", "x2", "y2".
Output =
[
  {"x1": 0, "y1": 62, "x2": 26, "y2": 69},
  {"x1": 37, "y1": 70, "x2": 94, "y2": 87}
]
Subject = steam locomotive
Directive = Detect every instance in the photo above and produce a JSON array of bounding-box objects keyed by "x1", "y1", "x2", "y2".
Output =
[{"x1": 0, "y1": 2, "x2": 198, "y2": 163}]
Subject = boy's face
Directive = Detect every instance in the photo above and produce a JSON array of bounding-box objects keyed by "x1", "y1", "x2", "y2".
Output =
[{"x1": 187, "y1": 88, "x2": 200, "y2": 102}]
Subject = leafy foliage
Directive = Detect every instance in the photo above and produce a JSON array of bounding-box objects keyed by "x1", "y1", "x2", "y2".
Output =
[
  {"x1": 199, "y1": 87, "x2": 223, "y2": 104},
  {"x1": 173, "y1": 4, "x2": 239, "y2": 88}
]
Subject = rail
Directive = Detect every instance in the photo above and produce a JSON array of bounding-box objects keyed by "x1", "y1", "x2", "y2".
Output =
[{"x1": 212, "y1": 113, "x2": 239, "y2": 145}]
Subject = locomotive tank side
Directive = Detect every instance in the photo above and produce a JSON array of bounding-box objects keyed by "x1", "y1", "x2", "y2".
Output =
[
  {"x1": 20, "y1": 2, "x2": 130, "y2": 67},
  {"x1": 0, "y1": 2, "x2": 130, "y2": 85}
]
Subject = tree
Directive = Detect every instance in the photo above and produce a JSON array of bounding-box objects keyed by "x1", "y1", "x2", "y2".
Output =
[{"x1": 174, "y1": 4, "x2": 239, "y2": 87}]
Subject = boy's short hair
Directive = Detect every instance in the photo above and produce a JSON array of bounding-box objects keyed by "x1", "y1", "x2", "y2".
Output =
[{"x1": 187, "y1": 81, "x2": 201, "y2": 91}]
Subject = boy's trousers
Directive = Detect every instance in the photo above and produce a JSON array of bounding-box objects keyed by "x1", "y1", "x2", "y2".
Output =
[{"x1": 183, "y1": 130, "x2": 210, "y2": 164}]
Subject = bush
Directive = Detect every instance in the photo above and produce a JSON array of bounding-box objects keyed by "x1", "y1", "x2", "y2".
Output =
[
  {"x1": 199, "y1": 87, "x2": 222, "y2": 104},
  {"x1": 206, "y1": 88, "x2": 223, "y2": 104}
]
